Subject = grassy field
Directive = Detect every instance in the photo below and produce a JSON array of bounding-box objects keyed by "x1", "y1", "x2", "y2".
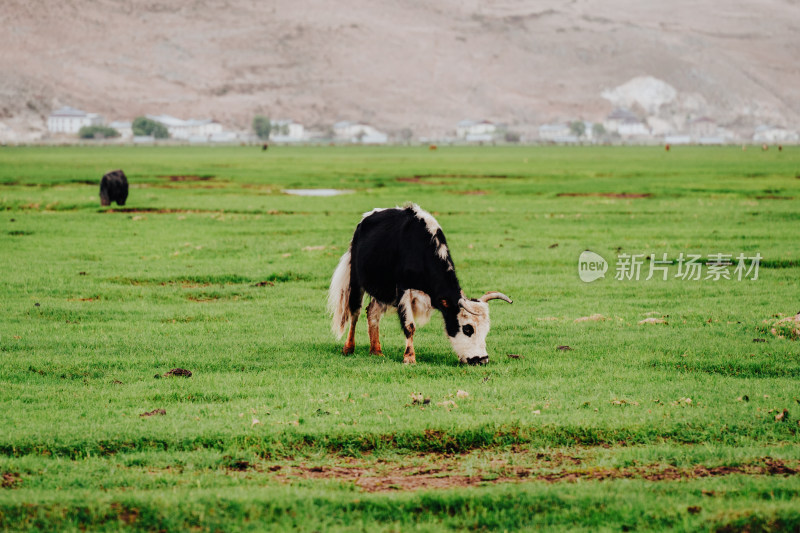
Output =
[{"x1": 0, "y1": 144, "x2": 799, "y2": 531}]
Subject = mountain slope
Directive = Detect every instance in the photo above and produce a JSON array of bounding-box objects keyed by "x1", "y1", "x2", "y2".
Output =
[{"x1": 1, "y1": 0, "x2": 798, "y2": 139}]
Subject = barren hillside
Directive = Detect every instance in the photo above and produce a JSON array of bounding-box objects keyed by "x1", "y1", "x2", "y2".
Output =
[{"x1": 1, "y1": 0, "x2": 798, "y2": 139}]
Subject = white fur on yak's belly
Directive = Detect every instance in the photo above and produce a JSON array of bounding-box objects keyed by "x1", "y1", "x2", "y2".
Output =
[
  {"x1": 382, "y1": 290, "x2": 433, "y2": 327},
  {"x1": 408, "y1": 290, "x2": 433, "y2": 327}
]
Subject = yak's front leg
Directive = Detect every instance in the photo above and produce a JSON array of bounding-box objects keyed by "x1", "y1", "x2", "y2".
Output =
[
  {"x1": 397, "y1": 290, "x2": 417, "y2": 364},
  {"x1": 367, "y1": 298, "x2": 387, "y2": 356}
]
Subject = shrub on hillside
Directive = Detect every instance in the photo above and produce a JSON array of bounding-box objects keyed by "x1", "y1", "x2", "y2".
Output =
[
  {"x1": 253, "y1": 115, "x2": 272, "y2": 140},
  {"x1": 78, "y1": 125, "x2": 120, "y2": 139},
  {"x1": 132, "y1": 117, "x2": 169, "y2": 138}
]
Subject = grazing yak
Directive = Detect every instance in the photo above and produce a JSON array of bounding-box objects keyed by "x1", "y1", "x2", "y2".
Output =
[
  {"x1": 100, "y1": 169, "x2": 129, "y2": 206},
  {"x1": 328, "y1": 203, "x2": 511, "y2": 365}
]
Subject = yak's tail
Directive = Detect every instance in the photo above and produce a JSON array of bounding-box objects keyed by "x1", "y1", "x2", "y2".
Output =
[{"x1": 328, "y1": 248, "x2": 352, "y2": 338}]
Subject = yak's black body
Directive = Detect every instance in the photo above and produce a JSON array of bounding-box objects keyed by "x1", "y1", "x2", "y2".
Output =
[
  {"x1": 100, "y1": 169, "x2": 129, "y2": 206},
  {"x1": 349, "y1": 206, "x2": 463, "y2": 337}
]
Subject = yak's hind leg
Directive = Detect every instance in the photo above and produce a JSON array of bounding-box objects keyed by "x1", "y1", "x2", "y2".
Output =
[
  {"x1": 343, "y1": 282, "x2": 364, "y2": 355},
  {"x1": 367, "y1": 298, "x2": 387, "y2": 356},
  {"x1": 343, "y1": 310, "x2": 359, "y2": 355},
  {"x1": 397, "y1": 290, "x2": 417, "y2": 364}
]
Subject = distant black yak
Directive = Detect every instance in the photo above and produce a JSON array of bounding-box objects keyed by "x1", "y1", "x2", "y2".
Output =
[{"x1": 100, "y1": 169, "x2": 129, "y2": 206}]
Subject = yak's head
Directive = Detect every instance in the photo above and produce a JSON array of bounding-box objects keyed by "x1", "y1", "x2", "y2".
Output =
[{"x1": 447, "y1": 291, "x2": 512, "y2": 365}]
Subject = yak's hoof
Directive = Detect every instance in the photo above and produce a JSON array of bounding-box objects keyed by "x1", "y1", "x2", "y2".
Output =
[
  {"x1": 343, "y1": 345, "x2": 355, "y2": 355},
  {"x1": 467, "y1": 356, "x2": 489, "y2": 365},
  {"x1": 370, "y1": 350, "x2": 384, "y2": 357},
  {"x1": 403, "y1": 357, "x2": 417, "y2": 365}
]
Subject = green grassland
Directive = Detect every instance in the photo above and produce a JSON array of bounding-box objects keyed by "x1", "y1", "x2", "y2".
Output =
[{"x1": 0, "y1": 145, "x2": 799, "y2": 531}]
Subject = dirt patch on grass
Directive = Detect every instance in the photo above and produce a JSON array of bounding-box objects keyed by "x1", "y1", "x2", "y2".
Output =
[
  {"x1": 398, "y1": 174, "x2": 509, "y2": 184},
  {"x1": 452, "y1": 189, "x2": 489, "y2": 195},
  {"x1": 187, "y1": 294, "x2": 222, "y2": 303},
  {"x1": 110, "y1": 502, "x2": 140, "y2": 525},
  {"x1": 1, "y1": 472, "x2": 22, "y2": 488},
  {"x1": 557, "y1": 192, "x2": 652, "y2": 199},
  {"x1": 158, "y1": 174, "x2": 216, "y2": 182},
  {"x1": 763, "y1": 312, "x2": 800, "y2": 340},
  {"x1": 109, "y1": 273, "x2": 306, "y2": 287},
  {"x1": 222, "y1": 456, "x2": 256, "y2": 471},
  {"x1": 277, "y1": 457, "x2": 797, "y2": 492},
  {"x1": 163, "y1": 368, "x2": 192, "y2": 378},
  {"x1": 755, "y1": 195, "x2": 794, "y2": 200},
  {"x1": 140, "y1": 409, "x2": 166, "y2": 417},
  {"x1": 101, "y1": 207, "x2": 305, "y2": 215},
  {"x1": 102, "y1": 207, "x2": 210, "y2": 214}
]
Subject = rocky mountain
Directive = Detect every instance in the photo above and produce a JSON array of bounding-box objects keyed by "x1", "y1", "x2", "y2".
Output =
[{"x1": 1, "y1": 0, "x2": 798, "y2": 140}]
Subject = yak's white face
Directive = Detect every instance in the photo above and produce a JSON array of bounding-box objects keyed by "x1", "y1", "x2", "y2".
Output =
[{"x1": 450, "y1": 300, "x2": 492, "y2": 365}]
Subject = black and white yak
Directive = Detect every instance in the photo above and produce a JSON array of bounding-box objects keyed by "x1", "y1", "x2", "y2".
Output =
[{"x1": 328, "y1": 203, "x2": 512, "y2": 365}]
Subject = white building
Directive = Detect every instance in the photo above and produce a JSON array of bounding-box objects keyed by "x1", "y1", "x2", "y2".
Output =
[
  {"x1": 689, "y1": 117, "x2": 717, "y2": 138},
  {"x1": 603, "y1": 108, "x2": 637, "y2": 132},
  {"x1": 47, "y1": 106, "x2": 103, "y2": 134},
  {"x1": 146, "y1": 114, "x2": 223, "y2": 140},
  {"x1": 456, "y1": 120, "x2": 496, "y2": 140},
  {"x1": 664, "y1": 135, "x2": 692, "y2": 145},
  {"x1": 538, "y1": 123, "x2": 573, "y2": 142},
  {"x1": 617, "y1": 119, "x2": 650, "y2": 137},
  {"x1": 108, "y1": 121, "x2": 133, "y2": 140},
  {"x1": 333, "y1": 121, "x2": 388, "y2": 144},
  {"x1": 270, "y1": 119, "x2": 305, "y2": 142},
  {"x1": 753, "y1": 125, "x2": 798, "y2": 143}
]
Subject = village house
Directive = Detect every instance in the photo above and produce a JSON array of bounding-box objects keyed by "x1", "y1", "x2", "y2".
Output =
[
  {"x1": 108, "y1": 121, "x2": 133, "y2": 140},
  {"x1": 47, "y1": 106, "x2": 103, "y2": 134},
  {"x1": 538, "y1": 123, "x2": 574, "y2": 143},
  {"x1": 753, "y1": 125, "x2": 799, "y2": 143},
  {"x1": 603, "y1": 108, "x2": 650, "y2": 138},
  {"x1": 689, "y1": 117, "x2": 717, "y2": 138},
  {"x1": 333, "y1": 121, "x2": 388, "y2": 144},
  {"x1": 146, "y1": 114, "x2": 222, "y2": 140},
  {"x1": 270, "y1": 119, "x2": 305, "y2": 142},
  {"x1": 455, "y1": 120, "x2": 496, "y2": 141}
]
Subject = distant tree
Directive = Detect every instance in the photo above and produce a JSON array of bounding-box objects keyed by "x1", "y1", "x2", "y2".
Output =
[
  {"x1": 504, "y1": 131, "x2": 521, "y2": 143},
  {"x1": 591, "y1": 123, "x2": 606, "y2": 138},
  {"x1": 78, "y1": 125, "x2": 120, "y2": 139},
  {"x1": 569, "y1": 121, "x2": 586, "y2": 138},
  {"x1": 132, "y1": 117, "x2": 169, "y2": 138},
  {"x1": 253, "y1": 115, "x2": 272, "y2": 140},
  {"x1": 398, "y1": 128, "x2": 413, "y2": 144}
]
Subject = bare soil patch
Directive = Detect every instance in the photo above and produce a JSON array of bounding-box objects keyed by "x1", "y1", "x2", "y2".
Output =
[
  {"x1": 158, "y1": 174, "x2": 216, "y2": 182},
  {"x1": 1, "y1": 472, "x2": 22, "y2": 489},
  {"x1": 398, "y1": 174, "x2": 509, "y2": 184},
  {"x1": 557, "y1": 192, "x2": 652, "y2": 198},
  {"x1": 139, "y1": 409, "x2": 166, "y2": 417},
  {"x1": 102, "y1": 208, "x2": 211, "y2": 214},
  {"x1": 101, "y1": 207, "x2": 304, "y2": 215},
  {"x1": 277, "y1": 457, "x2": 798, "y2": 492},
  {"x1": 163, "y1": 368, "x2": 192, "y2": 378},
  {"x1": 452, "y1": 190, "x2": 489, "y2": 195},
  {"x1": 187, "y1": 295, "x2": 221, "y2": 303}
]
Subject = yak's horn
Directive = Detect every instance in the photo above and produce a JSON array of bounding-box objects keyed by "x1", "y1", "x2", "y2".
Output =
[
  {"x1": 479, "y1": 292, "x2": 513, "y2": 304},
  {"x1": 458, "y1": 298, "x2": 480, "y2": 315}
]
